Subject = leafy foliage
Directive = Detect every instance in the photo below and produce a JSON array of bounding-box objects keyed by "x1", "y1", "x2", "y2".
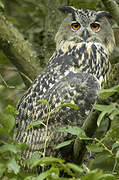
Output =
[{"x1": 0, "y1": 90, "x2": 119, "y2": 179}]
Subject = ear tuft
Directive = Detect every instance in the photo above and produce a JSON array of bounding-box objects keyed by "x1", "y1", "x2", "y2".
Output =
[
  {"x1": 96, "y1": 11, "x2": 112, "y2": 21},
  {"x1": 58, "y1": 6, "x2": 76, "y2": 20},
  {"x1": 58, "y1": 6, "x2": 75, "y2": 14}
]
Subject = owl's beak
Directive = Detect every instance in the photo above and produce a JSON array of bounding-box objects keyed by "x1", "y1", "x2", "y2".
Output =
[{"x1": 81, "y1": 29, "x2": 89, "y2": 41}]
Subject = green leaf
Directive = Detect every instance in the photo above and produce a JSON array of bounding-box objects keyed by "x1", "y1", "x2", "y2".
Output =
[
  {"x1": 55, "y1": 140, "x2": 74, "y2": 150},
  {"x1": 112, "y1": 143, "x2": 119, "y2": 151},
  {"x1": 57, "y1": 126, "x2": 88, "y2": 139},
  {"x1": 0, "y1": 114, "x2": 15, "y2": 135},
  {"x1": 97, "y1": 111, "x2": 107, "y2": 127},
  {"x1": 27, "y1": 120, "x2": 46, "y2": 130},
  {"x1": 93, "y1": 103, "x2": 116, "y2": 126},
  {"x1": 99, "y1": 89, "x2": 117, "y2": 99},
  {"x1": 25, "y1": 151, "x2": 41, "y2": 167},
  {"x1": 66, "y1": 163, "x2": 83, "y2": 173},
  {"x1": 99, "y1": 85, "x2": 119, "y2": 99},
  {"x1": 109, "y1": 108, "x2": 119, "y2": 120},
  {"x1": 31, "y1": 157, "x2": 64, "y2": 169},
  {"x1": 81, "y1": 169, "x2": 103, "y2": 180},
  {"x1": 112, "y1": 84, "x2": 119, "y2": 92},
  {"x1": 7, "y1": 159, "x2": 20, "y2": 174},
  {"x1": 58, "y1": 103, "x2": 79, "y2": 110},
  {"x1": 0, "y1": 144, "x2": 20, "y2": 154},
  {"x1": 37, "y1": 170, "x2": 51, "y2": 180},
  {"x1": 86, "y1": 144, "x2": 104, "y2": 153},
  {"x1": 98, "y1": 174, "x2": 116, "y2": 180},
  {"x1": 90, "y1": 153, "x2": 111, "y2": 167},
  {"x1": 7, "y1": 115, "x2": 16, "y2": 133},
  {"x1": 93, "y1": 104, "x2": 115, "y2": 113},
  {"x1": 39, "y1": 99, "x2": 50, "y2": 108}
]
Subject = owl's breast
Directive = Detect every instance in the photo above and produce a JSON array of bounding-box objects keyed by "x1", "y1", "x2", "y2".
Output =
[{"x1": 53, "y1": 41, "x2": 110, "y2": 86}]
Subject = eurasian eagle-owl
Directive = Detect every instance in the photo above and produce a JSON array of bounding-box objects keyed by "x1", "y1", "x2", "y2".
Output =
[{"x1": 15, "y1": 6, "x2": 115, "y2": 160}]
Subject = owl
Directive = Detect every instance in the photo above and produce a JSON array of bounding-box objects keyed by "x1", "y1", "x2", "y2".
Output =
[{"x1": 15, "y1": 6, "x2": 115, "y2": 160}]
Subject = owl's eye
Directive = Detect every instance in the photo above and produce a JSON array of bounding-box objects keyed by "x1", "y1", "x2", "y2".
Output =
[
  {"x1": 90, "y1": 22, "x2": 100, "y2": 32},
  {"x1": 71, "y1": 22, "x2": 81, "y2": 31}
]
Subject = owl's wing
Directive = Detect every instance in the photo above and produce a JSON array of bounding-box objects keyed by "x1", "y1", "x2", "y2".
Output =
[{"x1": 15, "y1": 70, "x2": 100, "y2": 159}]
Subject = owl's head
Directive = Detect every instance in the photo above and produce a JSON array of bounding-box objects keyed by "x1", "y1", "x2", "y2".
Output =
[{"x1": 55, "y1": 6, "x2": 115, "y2": 55}]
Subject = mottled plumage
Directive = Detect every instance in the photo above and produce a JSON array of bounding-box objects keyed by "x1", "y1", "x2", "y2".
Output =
[{"x1": 15, "y1": 6, "x2": 115, "y2": 159}]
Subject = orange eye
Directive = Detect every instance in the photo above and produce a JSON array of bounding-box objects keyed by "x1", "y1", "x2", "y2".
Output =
[
  {"x1": 90, "y1": 23, "x2": 100, "y2": 31},
  {"x1": 71, "y1": 22, "x2": 81, "y2": 31}
]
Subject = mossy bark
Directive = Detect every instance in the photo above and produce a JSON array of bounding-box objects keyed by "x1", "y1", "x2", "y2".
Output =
[{"x1": 0, "y1": 11, "x2": 42, "y2": 87}]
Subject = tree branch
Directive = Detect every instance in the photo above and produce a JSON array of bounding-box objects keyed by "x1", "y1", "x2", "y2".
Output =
[
  {"x1": 102, "y1": 0, "x2": 119, "y2": 26},
  {"x1": 0, "y1": 11, "x2": 43, "y2": 87},
  {"x1": 73, "y1": 110, "x2": 100, "y2": 164}
]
